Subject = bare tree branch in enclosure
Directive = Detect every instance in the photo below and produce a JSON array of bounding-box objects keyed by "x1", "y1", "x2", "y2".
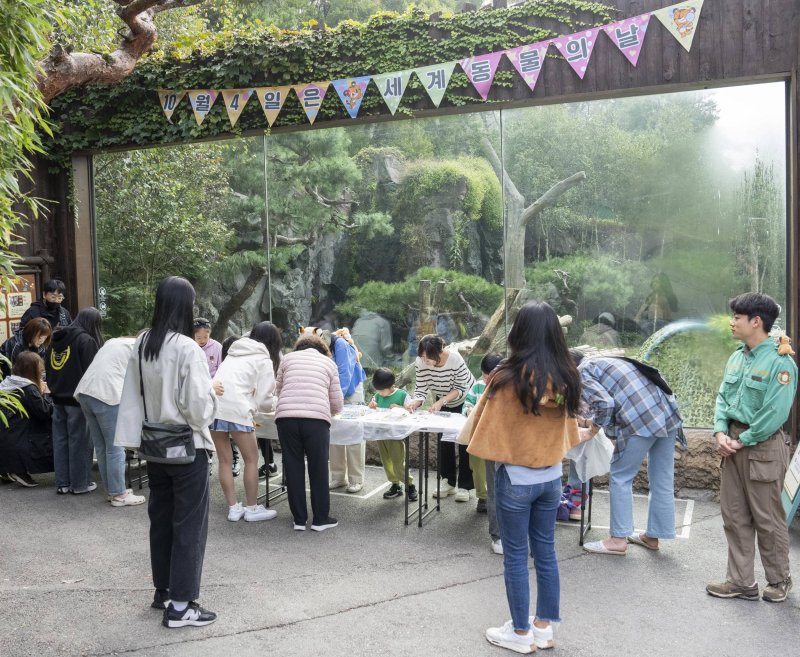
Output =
[{"x1": 37, "y1": 0, "x2": 207, "y2": 104}]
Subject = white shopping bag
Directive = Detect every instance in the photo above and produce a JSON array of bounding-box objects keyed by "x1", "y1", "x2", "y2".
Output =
[{"x1": 565, "y1": 428, "x2": 614, "y2": 482}]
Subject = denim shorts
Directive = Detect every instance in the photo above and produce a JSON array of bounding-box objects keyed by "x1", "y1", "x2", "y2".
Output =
[{"x1": 210, "y1": 419, "x2": 254, "y2": 433}]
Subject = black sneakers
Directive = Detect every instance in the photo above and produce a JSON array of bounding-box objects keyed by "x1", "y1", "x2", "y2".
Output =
[
  {"x1": 162, "y1": 601, "x2": 218, "y2": 628},
  {"x1": 407, "y1": 484, "x2": 418, "y2": 501},
  {"x1": 310, "y1": 517, "x2": 338, "y2": 532},
  {"x1": 383, "y1": 483, "x2": 403, "y2": 499},
  {"x1": 151, "y1": 589, "x2": 170, "y2": 610}
]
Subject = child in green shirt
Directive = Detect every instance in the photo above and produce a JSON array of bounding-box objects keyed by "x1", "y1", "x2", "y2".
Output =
[{"x1": 368, "y1": 368, "x2": 417, "y2": 501}]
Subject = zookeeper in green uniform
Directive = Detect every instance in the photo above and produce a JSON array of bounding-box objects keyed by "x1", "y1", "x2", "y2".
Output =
[{"x1": 706, "y1": 292, "x2": 797, "y2": 603}]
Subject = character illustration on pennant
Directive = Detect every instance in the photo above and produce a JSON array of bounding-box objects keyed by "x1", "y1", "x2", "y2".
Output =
[
  {"x1": 672, "y1": 6, "x2": 698, "y2": 38},
  {"x1": 343, "y1": 80, "x2": 363, "y2": 110}
]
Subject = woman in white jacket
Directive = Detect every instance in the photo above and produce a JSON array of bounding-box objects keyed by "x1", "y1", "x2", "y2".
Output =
[
  {"x1": 115, "y1": 276, "x2": 220, "y2": 629},
  {"x1": 211, "y1": 321, "x2": 282, "y2": 522}
]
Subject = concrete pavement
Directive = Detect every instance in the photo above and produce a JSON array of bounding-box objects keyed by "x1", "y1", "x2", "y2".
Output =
[{"x1": 1, "y1": 464, "x2": 798, "y2": 657}]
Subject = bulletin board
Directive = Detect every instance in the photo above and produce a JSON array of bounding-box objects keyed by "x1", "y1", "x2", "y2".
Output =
[{"x1": 1, "y1": 274, "x2": 37, "y2": 341}]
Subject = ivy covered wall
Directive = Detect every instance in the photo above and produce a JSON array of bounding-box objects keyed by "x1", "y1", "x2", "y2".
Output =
[{"x1": 44, "y1": 1, "x2": 614, "y2": 166}]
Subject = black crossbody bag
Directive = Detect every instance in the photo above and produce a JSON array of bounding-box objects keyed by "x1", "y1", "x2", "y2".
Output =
[{"x1": 137, "y1": 338, "x2": 196, "y2": 465}]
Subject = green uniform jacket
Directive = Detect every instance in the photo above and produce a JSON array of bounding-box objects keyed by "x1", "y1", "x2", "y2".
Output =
[{"x1": 713, "y1": 338, "x2": 798, "y2": 446}]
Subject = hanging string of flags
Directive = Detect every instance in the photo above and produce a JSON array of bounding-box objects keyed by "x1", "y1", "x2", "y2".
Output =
[{"x1": 158, "y1": 1, "x2": 703, "y2": 127}]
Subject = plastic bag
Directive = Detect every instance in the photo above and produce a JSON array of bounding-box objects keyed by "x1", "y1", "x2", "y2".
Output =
[{"x1": 565, "y1": 428, "x2": 614, "y2": 482}]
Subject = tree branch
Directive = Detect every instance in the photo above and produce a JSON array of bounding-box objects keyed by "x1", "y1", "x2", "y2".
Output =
[
  {"x1": 37, "y1": 0, "x2": 206, "y2": 104},
  {"x1": 520, "y1": 171, "x2": 587, "y2": 226}
]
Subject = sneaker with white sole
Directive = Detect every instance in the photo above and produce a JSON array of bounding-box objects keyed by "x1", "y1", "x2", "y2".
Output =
[
  {"x1": 162, "y1": 601, "x2": 217, "y2": 628},
  {"x1": 329, "y1": 479, "x2": 347, "y2": 490},
  {"x1": 491, "y1": 539, "x2": 504, "y2": 555},
  {"x1": 293, "y1": 523, "x2": 306, "y2": 531},
  {"x1": 485, "y1": 620, "x2": 535, "y2": 654},
  {"x1": 151, "y1": 589, "x2": 170, "y2": 610},
  {"x1": 346, "y1": 482, "x2": 363, "y2": 493},
  {"x1": 432, "y1": 481, "x2": 456, "y2": 498},
  {"x1": 71, "y1": 482, "x2": 97, "y2": 495},
  {"x1": 110, "y1": 491, "x2": 146, "y2": 507},
  {"x1": 227, "y1": 502, "x2": 245, "y2": 522},
  {"x1": 454, "y1": 487, "x2": 470, "y2": 502},
  {"x1": 311, "y1": 517, "x2": 338, "y2": 532},
  {"x1": 528, "y1": 617, "x2": 555, "y2": 649},
  {"x1": 9, "y1": 472, "x2": 37, "y2": 487},
  {"x1": 244, "y1": 504, "x2": 277, "y2": 522}
]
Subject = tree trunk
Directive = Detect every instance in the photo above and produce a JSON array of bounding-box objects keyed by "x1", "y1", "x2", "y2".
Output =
[{"x1": 212, "y1": 265, "x2": 267, "y2": 340}]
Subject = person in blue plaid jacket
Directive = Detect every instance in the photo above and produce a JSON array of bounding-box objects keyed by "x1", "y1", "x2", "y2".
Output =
[{"x1": 572, "y1": 352, "x2": 684, "y2": 556}]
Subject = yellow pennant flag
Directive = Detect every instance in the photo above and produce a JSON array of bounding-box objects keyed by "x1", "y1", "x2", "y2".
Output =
[
  {"x1": 221, "y1": 89, "x2": 253, "y2": 127},
  {"x1": 186, "y1": 89, "x2": 218, "y2": 125},
  {"x1": 157, "y1": 90, "x2": 186, "y2": 122},
  {"x1": 254, "y1": 86, "x2": 292, "y2": 126},
  {"x1": 653, "y1": 0, "x2": 704, "y2": 52}
]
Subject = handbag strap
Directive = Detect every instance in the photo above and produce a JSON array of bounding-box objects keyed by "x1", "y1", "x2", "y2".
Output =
[{"x1": 138, "y1": 334, "x2": 150, "y2": 422}]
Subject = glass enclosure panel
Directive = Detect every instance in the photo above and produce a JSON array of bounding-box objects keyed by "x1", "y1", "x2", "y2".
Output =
[{"x1": 500, "y1": 82, "x2": 788, "y2": 427}]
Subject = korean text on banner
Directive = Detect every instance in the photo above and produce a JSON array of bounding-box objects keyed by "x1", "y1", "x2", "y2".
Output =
[
  {"x1": 413, "y1": 61, "x2": 456, "y2": 108},
  {"x1": 459, "y1": 51, "x2": 504, "y2": 100},
  {"x1": 187, "y1": 89, "x2": 218, "y2": 125},
  {"x1": 603, "y1": 13, "x2": 651, "y2": 66},
  {"x1": 373, "y1": 70, "x2": 412, "y2": 115},
  {"x1": 505, "y1": 42, "x2": 549, "y2": 93},
  {"x1": 254, "y1": 86, "x2": 291, "y2": 126},
  {"x1": 293, "y1": 82, "x2": 330, "y2": 125},
  {"x1": 551, "y1": 29, "x2": 598, "y2": 79}
]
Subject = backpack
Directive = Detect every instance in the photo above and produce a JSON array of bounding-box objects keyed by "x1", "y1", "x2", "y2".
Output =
[{"x1": 0, "y1": 333, "x2": 22, "y2": 377}]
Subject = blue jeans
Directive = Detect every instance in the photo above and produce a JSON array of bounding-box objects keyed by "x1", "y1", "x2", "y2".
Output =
[
  {"x1": 495, "y1": 466, "x2": 562, "y2": 629},
  {"x1": 609, "y1": 432, "x2": 677, "y2": 539},
  {"x1": 52, "y1": 404, "x2": 92, "y2": 491},
  {"x1": 79, "y1": 395, "x2": 126, "y2": 496}
]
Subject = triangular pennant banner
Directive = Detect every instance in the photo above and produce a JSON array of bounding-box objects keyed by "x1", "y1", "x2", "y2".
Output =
[
  {"x1": 186, "y1": 89, "x2": 218, "y2": 125},
  {"x1": 157, "y1": 90, "x2": 186, "y2": 122},
  {"x1": 292, "y1": 82, "x2": 329, "y2": 125},
  {"x1": 459, "y1": 51, "x2": 504, "y2": 100},
  {"x1": 413, "y1": 61, "x2": 456, "y2": 108},
  {"x1": 505, "y1": 42, "x2": 549, "y2": 93},
  {"x1": 603, "y1": 14, "x2": 651, "y2": 66},
  {"x1": 332, "y1": 76, "x2": 371, "y2": 119},
  {"x1": 221, "y1": 88, "x2": 253, "y2": 127},
  {"x1": 254, "y1": 86, "x2": 291, "y2": 126},
  {"x1": 373, "y1": 70, "x2": 412, "y2": 115},
  {"x1": 551, "y1": 29, "x2": 598, "y2": 79},
  {"x1": 654, "y1": 0, "x2": 704, "y2": 52}
]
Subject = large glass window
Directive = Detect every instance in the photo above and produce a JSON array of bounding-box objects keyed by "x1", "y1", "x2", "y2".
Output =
[{"x1": 92, "y1": 82, "x2": 787, "y2": 427}]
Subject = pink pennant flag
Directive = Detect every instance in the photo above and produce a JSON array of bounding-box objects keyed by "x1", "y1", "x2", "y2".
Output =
[
  {"x1": 603, "y1": 13, "x2": 651, "y2": 66},
  {"x1": 505, "y1": 42, "x2": 549, "y2": 93},
  {"x1": 292, "y1": 82, "x2": 330, "y2": 125},
  {"x1": 551, "y1": 29, "x2": 598, "y2": 79},
  {"x1": 459, "y1": 51, "x2": 503, "y2": 100}
]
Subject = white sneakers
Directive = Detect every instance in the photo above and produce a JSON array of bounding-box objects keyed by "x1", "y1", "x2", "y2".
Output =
[
  {"x1": 244, "y1": 504, "x2": 277, "y2": 522},
  {"x1": 485, "y1": 621, "x2": 535, "y2": 654},
  {"x1": 228, "y1": 502, "x2": 277, "y2": 522},
  {"x1": 329, "y1": 480, "x2": 347, "y2": 490},
  {"x1": 346, "y1": 482, "x2": 363, "y2": 493},
  {"x1": 432, "y1": 481, "x2": 456, "y2": 498},
  {"x1": 491, "y1": 539, "x2": 504, "y2": 555},
  {"x1": 110, "y1": 490, "x2": 145, "y2": 507},
  {"x1": 454, "y1": 488, "x2": 470, "y2": 502},
  {"x1": 485, "y1": 619, "x2": 555, "y2": 653},
  {"x1": 228, "y1": 502, "x2": 246, "y2": 521}
]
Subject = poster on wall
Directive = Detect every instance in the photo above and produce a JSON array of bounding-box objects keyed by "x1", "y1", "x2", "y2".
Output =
[
  {"x1": 2, "y1": 274, "x2": 36, "y2": 339},
  {"x1": 0, "y1": 322, "x2": 8, "y2": 343}
]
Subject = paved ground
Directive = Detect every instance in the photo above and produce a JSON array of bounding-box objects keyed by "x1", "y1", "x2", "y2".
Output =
[{"x1": 1, "y1": 463, "x2": 799, "y2": 657}]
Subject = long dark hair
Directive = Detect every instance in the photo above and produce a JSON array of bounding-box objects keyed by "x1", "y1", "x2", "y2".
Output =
[
  {"x1": 490, "y1": 301, "x2": 581, "y2": 416},
  {"x1": 71, "y1": 307, "x2": 104, "y2": 348},
  {"x1": 143, "y1": 276, "x2": 195, "y2": 361},
  {"x1": 250, "y1": 321, "x2": 282, "y2": 374}
]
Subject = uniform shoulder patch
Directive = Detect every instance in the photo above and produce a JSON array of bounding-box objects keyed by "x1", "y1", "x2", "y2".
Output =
[{"x1": 778, "y1": 371, "x2": 791, "y2": 385}]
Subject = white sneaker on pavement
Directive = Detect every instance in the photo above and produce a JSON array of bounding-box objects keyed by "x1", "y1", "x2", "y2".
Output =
[
  {"x1": 244, "y1": 504, "x2": 277, "y2": 522},
  {"x1": 227, "y1": 502, "x2": 245, "y2": 521},
  {"x1": 485, "y1": 620, "x2": 535, "y2": 654},
  {"x1": 528, "y1": 617, "x2": 555, "y2": 649},
  {"x1": 454, "y1": 487, "x2": 470, "y2": 502},
  {"x1": 346, "y1": 482, "x2": 363, "y2": 493},
  {"x1": 110, "y1": 490, "x2": 146, "y2": 507},
  {"x1": 329, "y1": 480, "x2": 347, "y2": 490},
  {"x1": 432, "y1": 481, "x2": 456, "y2": 498},
  {"x1": 491, "y1": 539, "x2": 504, "y2": 555}
]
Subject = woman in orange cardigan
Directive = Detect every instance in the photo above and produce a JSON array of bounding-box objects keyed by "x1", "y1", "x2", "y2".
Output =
[{"x1": 467, "y1": 301, "x2": 584, "y2": 654}]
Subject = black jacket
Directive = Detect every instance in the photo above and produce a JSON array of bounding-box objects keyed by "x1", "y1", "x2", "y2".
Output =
[
  {"x1": 0, "y1": 378, "x2": 54, "y2": 475},
  {"x1": 19, "y1": 300, "x2": 72, "y2": 332},
  {"x1": 46, "y1": 325, "x2": 99, "y2": 405}
]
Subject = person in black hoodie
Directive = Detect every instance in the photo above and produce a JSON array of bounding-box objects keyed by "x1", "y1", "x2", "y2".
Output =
[
  {"x1": 47, "y1": 307, "x2": 103, "y2": 495},
  {"x1": 0, "y1": 352, "x2": 54, "y2": 486},
  {"x1": 19, "y1": 279, "x2": 72, "y2": 332}
]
